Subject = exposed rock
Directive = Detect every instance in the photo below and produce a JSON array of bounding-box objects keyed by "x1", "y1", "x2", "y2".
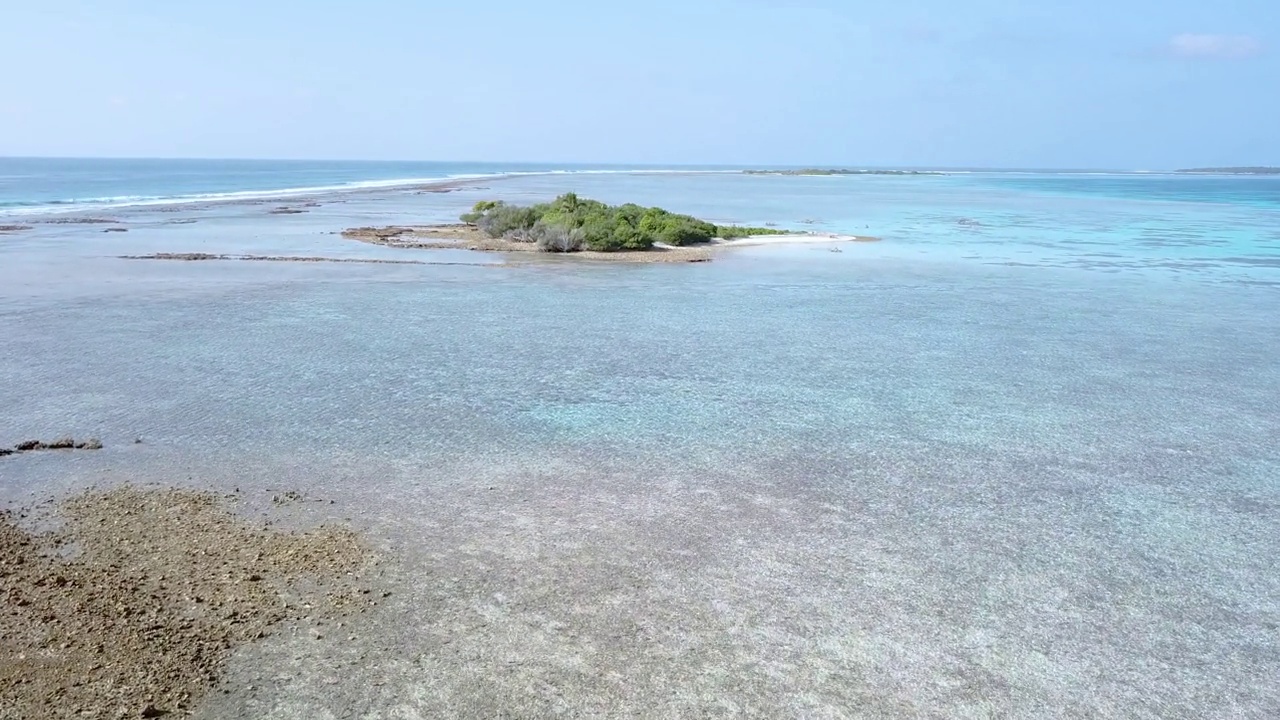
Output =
[
  {"x1": 0, "y1": 224, "x2": 32, "y2": 233},
  {"x1": 123, "y1": 252, "x2": 223, "y2": 261},
  {"x1": 272, "y1": 490, "x2": 305, "y2": 505},
  {"x1": 119, "y1": 253, "x2": 448, "y2": 266},
  {"x1": 3, "y1": 438, "x2": 104, "y2": 456},
  {"x1": 268, "y1": 207, "x2": 306, "y2": 215},
  {"x1": 0, "y1": 486, "x2": 374, "y2": 719},
  {"x1": 341, "y1": 226, "x2": 417, "y2": 243},
  {"x1": 102, "y1": 227, "x2": 129, "y2": 233}
]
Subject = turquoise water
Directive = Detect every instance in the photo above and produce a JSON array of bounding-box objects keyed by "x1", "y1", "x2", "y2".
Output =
[
  {"x1": 0, "y1": 162, "x2": 1277, "y2": 716},
  {"x1": 0, "y1": 157, "x2": 690, "y2": 215}
]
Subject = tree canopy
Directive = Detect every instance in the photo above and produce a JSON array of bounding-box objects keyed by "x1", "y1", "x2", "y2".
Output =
[{"x1": 460, "y1": 194, "x2": 785, "y2": 252}]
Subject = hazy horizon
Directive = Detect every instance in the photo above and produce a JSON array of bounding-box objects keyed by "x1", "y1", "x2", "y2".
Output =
[
  {"x1": 2, "y1": 1, "x2": 1277, "y2": 168},
  {"x1": 1, "y1": 155, "x2": 1271, "y2": 173}
]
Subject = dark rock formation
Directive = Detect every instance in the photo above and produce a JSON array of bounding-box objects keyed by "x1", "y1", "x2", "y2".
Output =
[
  {"x1": 3, "y1": 438, "x2": 104, "y2": 456},
  {"x1": 119, "y1": 253, "x2": 434, "y2": 266}
]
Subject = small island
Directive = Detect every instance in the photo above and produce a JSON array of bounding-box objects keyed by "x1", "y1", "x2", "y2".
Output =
[
  {"x1": 341, "y1": 194, "x2": 876, "y2": 264},
  {"x1": 1175, "y1": 167, "x2": 1280, "y2": 175},
  {"x1": 457, "y1": 193, "x2": 786, "y2": 252},
  {"x1": 744, "y1": 168, "x2": 945, "y2": 176}
]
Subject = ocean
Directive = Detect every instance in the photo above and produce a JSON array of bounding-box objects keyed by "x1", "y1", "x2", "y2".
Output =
[
  {"x1": 1, "y1": 158, "x2": 1277, "y2": 717},
  {"x1": 0, "y1": 158, "x2": 630, "y2": 214}
]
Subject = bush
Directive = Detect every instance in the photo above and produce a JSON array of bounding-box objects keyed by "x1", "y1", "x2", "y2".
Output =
[
  {"x1": 476, "y1": 204, "x2": 540, "y2": 239},
  {"x1": 716, "y1": 225, "x2": 785, "y2": 239},
  {"x1": 460, "y1": 200, "x2": 503, "y2": 225},
  {"x1": 530, "y1": 220, "x2": 584, "y2": 252},
  {"x1": 458, "y1": 193, "x2": 780, "y2": 252}
]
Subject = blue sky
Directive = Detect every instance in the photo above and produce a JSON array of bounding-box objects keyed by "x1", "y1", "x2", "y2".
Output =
[{"x1": 1, "y1": 0, "x2": 1276, "y2": 168}]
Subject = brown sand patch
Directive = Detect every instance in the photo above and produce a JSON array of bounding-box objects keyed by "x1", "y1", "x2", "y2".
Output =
[
  {"x1": 342, "y1": 224, "x2": 714, "y2": 263},
  {"x1": 0, "y1": 486, "x2": 374, "y2": 719},
  {"x1": 341, "y1": 224, "x2": 485, "y2": 246}
]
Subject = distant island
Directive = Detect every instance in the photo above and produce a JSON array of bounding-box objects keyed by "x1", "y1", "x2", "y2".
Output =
[
  {"x1": 743, "y1": 168, "x2": 945, "y2": 176},
  {"x1": 1175, "y1": 167, "x2": 1280, "y2": 175},
  {"x1": 458, "y1": 193, "x2": 786, "y2": 252}
]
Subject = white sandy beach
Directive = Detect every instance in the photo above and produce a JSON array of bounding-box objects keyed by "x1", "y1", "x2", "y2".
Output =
[{"x1": 710, "y1": 232, "x2": 876, "y2": 247}]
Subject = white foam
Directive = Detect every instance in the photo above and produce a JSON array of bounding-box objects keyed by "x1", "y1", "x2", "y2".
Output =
[
  {"x1": 0, "y1": 169, "x2": 731, "y2": 218},
  {"x1": 0, "y1": 176, "x2": 446, "y2": 217}
]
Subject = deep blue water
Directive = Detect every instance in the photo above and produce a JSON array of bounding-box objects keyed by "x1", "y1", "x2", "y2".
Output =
[
  {"x1": 976, "y1": 172, "x2": 1280, "y2": 208},
  {"x1": 0, "y1": 160, "x2": 1277, "y2": 716}
]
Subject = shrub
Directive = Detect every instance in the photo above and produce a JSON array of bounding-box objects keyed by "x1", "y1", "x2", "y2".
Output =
[
  {"x1": 457, "y1": 194, "x2": 780, "y2": 252},
  {"x1": 716, "y1": 225, "x2": 786, "y2": 239},
  {"x1": 475, "y1": 204, "x2": 540, "y2": 239},
  {"x1": 460, "y1": 200, "x2": 504, "y2": 225},
  {"x1": 531, "y1": 220, "x2": 584, "y2": 252}
]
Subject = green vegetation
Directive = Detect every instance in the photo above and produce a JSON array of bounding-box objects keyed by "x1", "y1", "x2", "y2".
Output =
[
  {"x1": 459, "y1": 193, "x2": 786, "y2": 252},
  {"x1": 743, "y1": 168, "x2": 944, "y2": 176}
]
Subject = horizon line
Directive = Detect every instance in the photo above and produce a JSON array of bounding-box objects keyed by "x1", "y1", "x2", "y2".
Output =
[{"x1": 0, "y1": 155, "x2": 1250, "y2": 174}]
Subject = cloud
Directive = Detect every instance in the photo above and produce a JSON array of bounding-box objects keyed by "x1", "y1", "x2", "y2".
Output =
[{"x1": 1167, "y1": 34, "x2": 1263, "y2": 60}]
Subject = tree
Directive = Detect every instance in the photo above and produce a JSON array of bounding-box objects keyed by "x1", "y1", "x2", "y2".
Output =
[{"x1": 458, "y1": 195, "x2": 783, "y2": 252}]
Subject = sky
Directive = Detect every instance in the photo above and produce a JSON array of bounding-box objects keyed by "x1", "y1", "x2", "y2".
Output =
[{"x1": 0, "y1": 0, "x2": 1277, "y2": 168}]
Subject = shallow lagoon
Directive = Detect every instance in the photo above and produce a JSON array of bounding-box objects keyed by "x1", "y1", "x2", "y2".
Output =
[{"x1": 1, "y1": 170, "x2": 1277, "y2": 717}]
